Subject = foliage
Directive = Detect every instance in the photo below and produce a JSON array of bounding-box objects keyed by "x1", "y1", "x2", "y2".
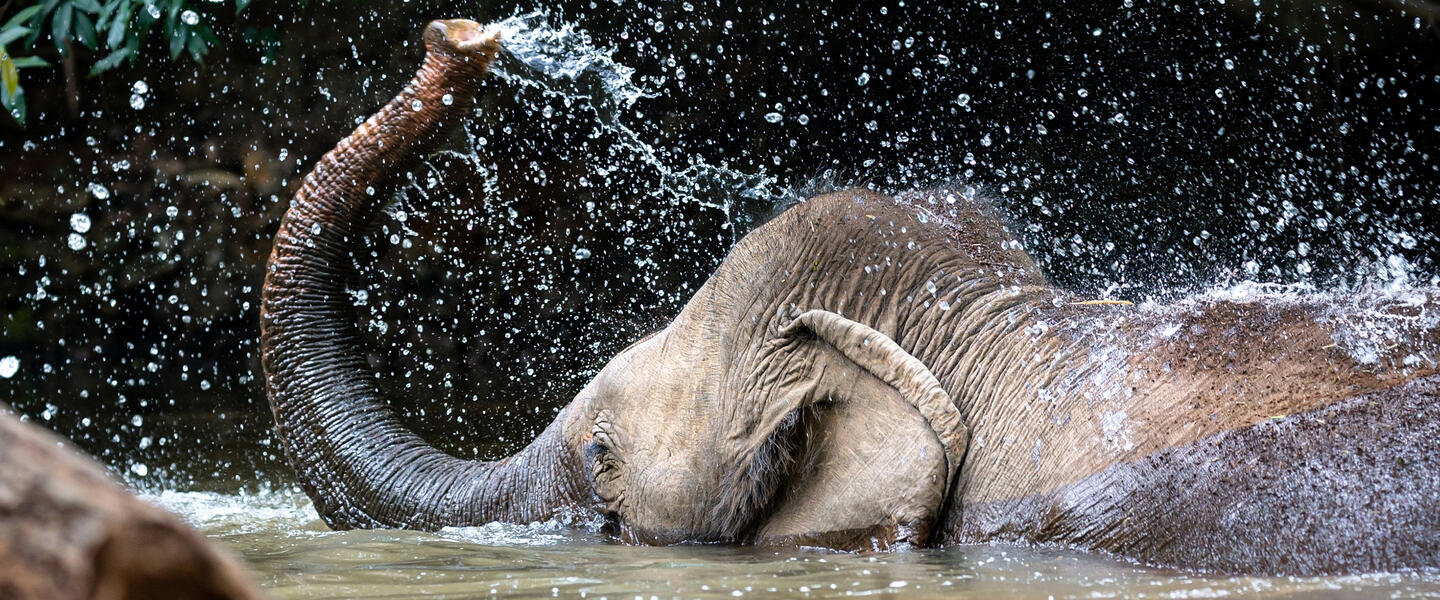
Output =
[{"x1": 0, "y1": 0, "x2": 247, "y2": 124}]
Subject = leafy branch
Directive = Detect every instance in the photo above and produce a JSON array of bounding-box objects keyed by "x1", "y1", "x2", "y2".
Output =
[{"x1": 1, "y1": 0, "x2": 248, "y2": 124}]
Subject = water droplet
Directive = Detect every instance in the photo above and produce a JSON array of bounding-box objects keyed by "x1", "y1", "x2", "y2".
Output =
[
  {"x1": 69, "y1": 213, "x2": 91, "y2": 233},
  {"x1": 67, "y1": 233, "x2": 86, "y2": 251},
  {"x1": 411, "y1": 99, "x2": 423, "y2": 111},
  {"x1": 857, "y1": 72, "x2": 871, "y2": 86},
  {"x1": 130, "y1": 94, "x2": 145, "y2": 109},
  {"x1": 146, "y1": 4, "x2": 161, "y2": 18},
  {"x1": 442, "y1": 93, "x2": 454, "y2": 105},
  {"x1": 956, "y1": 93, "x2": 971, "y2": 107},
  {"x1": 181, "y1": 10, "x2": 199, "y2": 25},
  {"x1": 980, "y1": 133, "x2": 993, "y2": 147},
  {"x1": 86, "y1": 182, "x2": 110, "y2": 199},
  {"x1": 0, "y1": 356, "x2": 18, "y2": 378},
  {"x1": 764, "y1": 112, "x2": 783, "y2": 123},
  {"x1": 166, "y1": 205, "x2": 179, "y2": 218},
  {"x1": 1077, "y1": 88, "x2": 1089, "y2": 98},
  {"x1": 132, "y1": 80, "x2": 149, "y2": 95},
  {"x1": 796, "y1": 114, "x2": 810, "y2": 125},
  {"x1": 575, "y1": 247, "x2": 592, "y2": 260},
  {"x1": 130, "y1": 463, "x2": 149, "y2": 477}
]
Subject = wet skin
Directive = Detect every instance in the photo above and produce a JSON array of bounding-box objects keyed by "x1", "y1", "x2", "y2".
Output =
[{"x1": 260, "y1": 19, "x2": 1440, "y2": 575}]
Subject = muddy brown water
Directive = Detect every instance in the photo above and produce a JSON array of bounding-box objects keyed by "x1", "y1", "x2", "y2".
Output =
[{"x1": 141, "y1": 487, "x2": 1440, "y2": 600}]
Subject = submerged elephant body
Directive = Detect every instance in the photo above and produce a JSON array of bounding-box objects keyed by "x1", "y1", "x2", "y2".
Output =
[{"x1": 261, "y1": 20, "x2": 1440, "y2": 575}]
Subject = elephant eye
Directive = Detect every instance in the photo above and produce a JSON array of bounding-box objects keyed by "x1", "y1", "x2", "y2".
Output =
[
  {"x1": 585, "y1": 439, "x2": 609, "y2": 462},
  {"x1": 585, "y1": 434, "x2": 618, "y2": 478}
]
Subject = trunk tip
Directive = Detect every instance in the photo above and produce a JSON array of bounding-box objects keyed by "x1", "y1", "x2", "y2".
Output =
[{"x1": 425, "y1": 19, "x2": 503, "y2": 58}]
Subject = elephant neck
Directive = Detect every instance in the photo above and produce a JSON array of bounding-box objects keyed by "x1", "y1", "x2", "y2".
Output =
[
  {"x1": 889, "y1": 271, "x2": 1135, "y2": 507},
  {"x1": 892, "y1": 277, "x2": 1084, "y2": 428}
]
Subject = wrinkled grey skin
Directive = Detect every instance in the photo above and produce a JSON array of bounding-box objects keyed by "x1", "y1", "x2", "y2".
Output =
[{"x1": 262, "y1": 21, "x2": 1440, "y2": 575}]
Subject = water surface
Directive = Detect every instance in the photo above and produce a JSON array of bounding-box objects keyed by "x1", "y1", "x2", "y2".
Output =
[{"x1": 149, "y1": 489, "x2": 1440, "y2": 599}]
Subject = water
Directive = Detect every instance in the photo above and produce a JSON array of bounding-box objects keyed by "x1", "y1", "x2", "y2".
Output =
[{"x1": 146, "y1": 489, "x2": 1440, "y2": 599}]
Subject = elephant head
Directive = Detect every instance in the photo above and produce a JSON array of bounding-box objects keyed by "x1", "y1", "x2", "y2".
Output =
[{"x1": 262, "y1": 20, "x2": 968, "y2": 547}]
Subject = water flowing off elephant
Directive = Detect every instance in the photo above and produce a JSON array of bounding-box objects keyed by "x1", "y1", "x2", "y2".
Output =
[{"x1": 260, "y1": 19, "x2": 1440, "y2": 575}]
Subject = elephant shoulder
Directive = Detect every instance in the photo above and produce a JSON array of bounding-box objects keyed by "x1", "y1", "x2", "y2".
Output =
[{"x1": 946, "y1": 374, "x2": 1440, "y2": 575}]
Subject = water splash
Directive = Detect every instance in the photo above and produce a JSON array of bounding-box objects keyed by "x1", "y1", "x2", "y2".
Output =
[
  {"x1": 488, "y1": 10, "x2": 789, "y2": 233},
  {"x1": 1137, "y1": 276, "x2": 1440, "y2": 372},
  {"x1": 141, "y1": 488, "x2": 323, "y2": 536},
  {"x1": 439, "y1": 505, "x2": 610, "y2": 547}
]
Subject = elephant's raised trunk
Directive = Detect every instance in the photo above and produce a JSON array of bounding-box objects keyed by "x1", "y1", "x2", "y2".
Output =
[{"x1": 261, "y1": 20, "x2": 587, "y2": 530}]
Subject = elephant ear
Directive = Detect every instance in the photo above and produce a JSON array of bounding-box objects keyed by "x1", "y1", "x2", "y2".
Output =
[{"x1": 730, "y1": 310, "x2": 969, "y2": 549}]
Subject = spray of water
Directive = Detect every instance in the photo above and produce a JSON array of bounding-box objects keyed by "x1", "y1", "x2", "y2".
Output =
[{"x1": 490, "y1": 11, "x2": 790, "y2": 236}]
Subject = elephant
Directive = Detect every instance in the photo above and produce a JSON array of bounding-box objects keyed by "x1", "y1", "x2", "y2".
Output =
[
  {"x1": 0, "y1": 408, "x2": 268, "y2": 600},
  {"x1": 260, "y1": 19, "x2": 1440, "y2": 575}
]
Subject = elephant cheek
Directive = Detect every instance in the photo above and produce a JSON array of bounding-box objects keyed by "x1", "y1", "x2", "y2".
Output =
[{"x1": 752, "y1": 373, "x2": 950, "y2": 550}]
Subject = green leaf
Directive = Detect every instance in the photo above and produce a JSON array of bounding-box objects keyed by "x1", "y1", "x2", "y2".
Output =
[
  {"x1": 4, "y1": 5, "x2": 44, "y2": 30},
  {"x1": 74, "y1": 11, "x2": 97, "y2": 49},
  {"x1": 1, "y1": 47, "x2": 18, "y2": 98},
  {"x1": 11, "y1": 56, "x2": 50, "y2": 68},
  {"x1": 168, "y1": 22, "x2": 185, "y2": 59},
  {"x1": 2, "y1": 77, "x2": 24, "y2": 124},
  {"x1": 0, "y1": 26, "x2": 31, "y2": 48},
  {"x1": 236, "y1": 0, "x2": 252, "y2": 15},
  {"x1": 72, "y1": 0, "x2": 104, "y2": 13},
  {"x1": 106, "y1": 6, "x2": 129, "y2": 49},
  {"x1": 186, "y1": 29, "x2": 204, "y2": 62},
  {"x1": 39, "y1": 0, "x2": 63, "y2": 20},
  {"x1": 95, "y1": 0, "x2": 118, "y2": 28},
  {"x1": 88, "y1": 44, "x2": 130, "y2": 74},
  {"x1": 31, "y1": 0, "x2": 63, "y2": 46},
  {"x1": 51, "y1": 2, "x2": 74, "y2": 52},
  {"x1": 135, "y1": 2, "x2": 157, "y2": 29}
]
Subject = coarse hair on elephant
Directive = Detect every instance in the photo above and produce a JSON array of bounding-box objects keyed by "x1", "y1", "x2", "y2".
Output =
[{"x1": 261, "y1": 19, "x2": 1440, "y2": 575}]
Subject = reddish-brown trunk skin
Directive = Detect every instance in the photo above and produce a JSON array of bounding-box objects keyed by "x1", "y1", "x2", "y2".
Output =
[
  {"x1": 261, "y1": 21, "x2": 587, "y2": 531},
  {"x1": 0, "y1": 410, "x2": 268, "y2": 600}
]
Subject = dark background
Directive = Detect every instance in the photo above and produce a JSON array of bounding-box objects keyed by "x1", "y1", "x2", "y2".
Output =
[{"x1": 2, "y1": 0, "x2": 1437, "y2": 490}]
